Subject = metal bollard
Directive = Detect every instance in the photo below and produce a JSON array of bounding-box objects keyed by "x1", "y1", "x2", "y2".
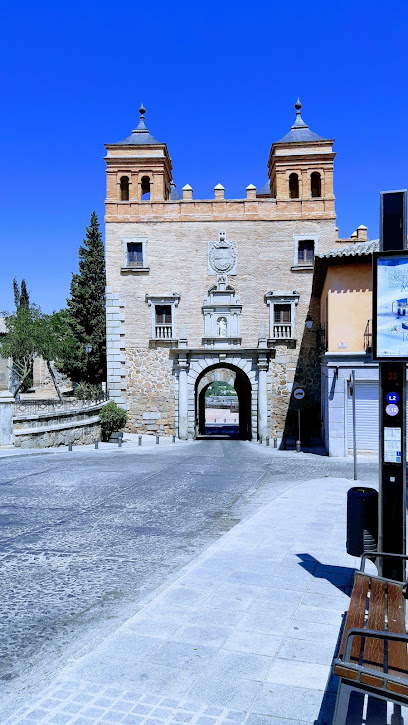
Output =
[
  {"x1": 138, "y1": 435, "x2": 142, "y2": 446},
  {"x1": 296, "y1": 439, "x2": 301, "y2": 453},
  {"x1": 94, "y1": 439, "x2": 99, "y2": 449},
  {"x1": 156, "y1": 434, "x2": 160, "y2": 444},
  {"x1": 172, "y1": 434, "x2": 176, "y2": 443},
  {"x1": 266, "y1": 437, "x2": 270, "y2": 447},
  {"x1": 259, "y1": 435, "x2": 262, "y2": 444},
  {"x1": 273, "y1": 437, "x2": 277, "y2": 448},
  {"x1": 118, "y1": 435, "x2": 122, "y2": 448},
  {"x1": 68, "y1": 440, "x2": 73, "y2": 451}
]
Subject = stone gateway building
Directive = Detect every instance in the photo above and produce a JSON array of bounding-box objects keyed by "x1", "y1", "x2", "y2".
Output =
[{"x1": 104, "y1": 101, "x2": 346, "y2": 441}]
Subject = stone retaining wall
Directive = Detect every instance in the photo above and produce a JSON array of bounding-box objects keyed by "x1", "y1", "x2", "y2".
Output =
[{"x1": 13, "y1": 403, "x2": 103, "y2": 448}]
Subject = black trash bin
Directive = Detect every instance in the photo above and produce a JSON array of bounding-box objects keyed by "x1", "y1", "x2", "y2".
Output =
[{"x1": 346, "y1": 487, "x2": 378, "y2": 556}]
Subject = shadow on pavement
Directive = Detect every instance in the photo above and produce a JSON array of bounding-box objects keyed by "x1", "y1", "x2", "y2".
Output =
[{"x1": 297, "y1": 553, "x2": 355, "y2": 596}]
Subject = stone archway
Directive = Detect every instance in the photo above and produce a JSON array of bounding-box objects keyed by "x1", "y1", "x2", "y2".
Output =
[{"x1": 195, "y1": 364, "x2": 252, "y2": 440}]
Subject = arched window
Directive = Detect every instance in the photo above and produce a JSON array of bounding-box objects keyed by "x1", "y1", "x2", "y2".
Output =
[
  {"x1": 289, "y1": 173, "x2": 299, "y2": 199},
  {"x1": 141, "y1": 176, "x2": 151, "y2": 200},
  {"x1": 120, "y1": 176, "x2": 129, "y2": 201},
  {"x1": 311, "y1": 172, "x2": 321, "y2": 198}
]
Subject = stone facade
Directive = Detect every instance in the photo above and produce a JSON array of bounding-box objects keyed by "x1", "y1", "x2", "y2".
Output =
[
  {"x1": 104, "y1": 101, "x2": 356, "y2": 441},
  {"x1": 126, "y1": 347, "x2": 175, "y2": 434}
]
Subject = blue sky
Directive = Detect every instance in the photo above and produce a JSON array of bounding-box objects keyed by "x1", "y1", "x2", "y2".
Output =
[{"x1": 1, "y1": 0, "x2": 407, "y2": 313}]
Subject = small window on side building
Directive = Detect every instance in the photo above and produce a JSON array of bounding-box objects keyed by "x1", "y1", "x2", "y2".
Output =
[
  {"x1": 120, "y1": 176, "x2": 129, "y2": 201},
  {"x1": 289, "y1": 173, "x2": 299, "y2": 199}
]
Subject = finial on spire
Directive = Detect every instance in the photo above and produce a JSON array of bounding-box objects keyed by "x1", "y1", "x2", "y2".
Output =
[
  {"x1": 291, "y1": 98, "x2": 307, "y2": 130},
  {"x1": 133, "y1": 102, "x2": 148, "y2": 133}
]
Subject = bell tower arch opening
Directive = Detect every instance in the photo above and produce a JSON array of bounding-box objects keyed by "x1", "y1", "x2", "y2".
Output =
[{"x1": 195, "y1": 364, "x2": 252, "y2": 440}]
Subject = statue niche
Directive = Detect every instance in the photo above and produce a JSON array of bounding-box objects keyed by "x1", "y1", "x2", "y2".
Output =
[{"x1": 202, "y1": 277, "x2": 242, "y2": 349}]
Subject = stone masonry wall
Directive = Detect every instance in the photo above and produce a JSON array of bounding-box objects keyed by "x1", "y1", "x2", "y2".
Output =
[
  {"x1": 106, "y1": 218, "x2": 336, "y2": 351},
  {"x1": 105, "y1": 201, "x2": 338, "y2": 436},
  {"x1": 126, "y1": 348, "x2": 175, "y2": 434}
]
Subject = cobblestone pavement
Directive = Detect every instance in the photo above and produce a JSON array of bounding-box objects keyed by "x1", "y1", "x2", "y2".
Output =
[{"x1": 0, "y1": 440, "x2": 379, "y2": 720}]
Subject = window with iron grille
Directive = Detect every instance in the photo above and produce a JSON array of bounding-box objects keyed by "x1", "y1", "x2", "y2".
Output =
[
  {"x1": 127, "y1": 242, "x2": 143, "y2": 265},
  {"x1": 298, "y1": 240, "x2": 314, "y2": 265}
]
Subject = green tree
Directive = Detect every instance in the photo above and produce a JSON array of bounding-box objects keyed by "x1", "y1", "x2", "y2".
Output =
[
  {"x1": 0, "y1": 302, "x2": 42, "y2": 396},
  {"x1": 8, "y1": 278, "x2": 33, "y2": 392},
  {"x1": 36, "y1": 310, "x2": 76, "y2": 401},
  {"x1": 13, "y1": 277, "x2": 29, "y2": 309},
  {"x1": 61, "y1": 212, "x2": 106, "y2": 384}
]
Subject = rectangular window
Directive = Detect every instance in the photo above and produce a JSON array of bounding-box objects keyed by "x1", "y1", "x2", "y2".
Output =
[
  {"x1": 274, "y1": 304, "x2": 291, "y2": 324},
  {"x1": 127, "y1": 242, "x2": 143, "y2": 265},
  {"x1": 155, "y1": 305, "x2": 172, "y2": 324},
  {"x1": 298, "y1": 240, "x2": 314, "y2": 265},
  {"x1": 154, "y1": 305, "x2": 173, "y2": 339}
]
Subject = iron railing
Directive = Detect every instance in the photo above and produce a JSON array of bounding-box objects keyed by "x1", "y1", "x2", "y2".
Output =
[{"x1": 13, "y1": 393, "x2": 108, "y2": 417}]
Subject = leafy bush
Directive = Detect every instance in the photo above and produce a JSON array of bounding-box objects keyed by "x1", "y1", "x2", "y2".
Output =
[
  {"x1": 99, "y1": 401, "x2": 127, "y2": 441},
  {"x1": 74, "y1": 382, "x2": 102, "y2": 400}
]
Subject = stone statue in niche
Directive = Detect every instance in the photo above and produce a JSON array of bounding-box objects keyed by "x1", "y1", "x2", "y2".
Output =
[
  {"x1": 217, "y1": 273, "x2": 227, "y2": 290},
  {"x1": 217, "y1": 317, "x2": 227, "y2": 337}
]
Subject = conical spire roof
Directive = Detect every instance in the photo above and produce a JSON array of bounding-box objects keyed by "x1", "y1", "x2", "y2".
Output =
[
  {"x1": 276, "y1": 99, "x2": 326, "y2": 144},
  {"x1": 111, "y1": 104, "x2": 162, "y2": 145}
]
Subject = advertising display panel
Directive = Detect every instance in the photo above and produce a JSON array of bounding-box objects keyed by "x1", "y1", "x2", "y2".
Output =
[{"x1": 373, "y1": 250, "x2": 408, "y2": 360}]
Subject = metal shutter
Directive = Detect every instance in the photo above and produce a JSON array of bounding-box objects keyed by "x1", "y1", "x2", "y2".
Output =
[{"x1": 347, "y1": 381, "x2": 379, "y2": 451}]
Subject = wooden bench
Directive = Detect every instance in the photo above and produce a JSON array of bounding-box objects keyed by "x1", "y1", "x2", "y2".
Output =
[{"x1": 333, "y1": 552, "x2": 408, "y2": 724}]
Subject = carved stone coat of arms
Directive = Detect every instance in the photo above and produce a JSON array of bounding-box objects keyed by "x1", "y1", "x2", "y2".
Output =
[{"x1": 208, "y1": 238, "x2": 237, "y2": 275}]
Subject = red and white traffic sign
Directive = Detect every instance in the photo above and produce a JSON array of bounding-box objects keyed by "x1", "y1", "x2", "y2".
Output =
[{"x1": 293, "y1": 387, "x2": 305, "y2": 401}]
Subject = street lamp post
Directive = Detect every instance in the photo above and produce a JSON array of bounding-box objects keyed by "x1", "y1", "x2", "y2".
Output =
[{"x1": 85, "y1": 344, "x2": 92, "y2": 383}]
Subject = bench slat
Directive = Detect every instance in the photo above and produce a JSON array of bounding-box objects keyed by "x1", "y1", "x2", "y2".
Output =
[
  {"x1": 387, "y1": 582, "x2": 408, "y2": 677},
  {"x1": 339, "y1": 573, "x2": 369, "y2": 663},
  {"x1": 363, "y1": 578, "x2": 385, "y2": 671}
]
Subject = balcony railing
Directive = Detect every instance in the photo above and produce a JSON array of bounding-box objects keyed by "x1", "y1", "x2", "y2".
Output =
[
  {"x1": 155, "y1": 324, "x2": 173, "y2": 340},
  {"x1": 272, "y1": 323, "x2": 292, "y2": 339},
  {"x1": 364, "y1": 319, "x2": 372, "y2": 352}
]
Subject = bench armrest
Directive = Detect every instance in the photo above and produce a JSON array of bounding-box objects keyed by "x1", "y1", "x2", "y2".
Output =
[
  {"x1": 344, "y1": 627, "x2": 408, "y2": 662},
  {"x1": 360, "y1": 551, "x2": 408, "y2": 573}
]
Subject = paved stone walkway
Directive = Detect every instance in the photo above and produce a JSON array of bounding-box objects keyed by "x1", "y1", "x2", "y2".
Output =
[{"x1": 2, "y1": 473, "x2": 369, "y2": 725}]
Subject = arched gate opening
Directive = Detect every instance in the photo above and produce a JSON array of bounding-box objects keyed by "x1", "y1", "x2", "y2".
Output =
[{"x1": 195, "y1": 364, "x2": 252, "y2": 440}]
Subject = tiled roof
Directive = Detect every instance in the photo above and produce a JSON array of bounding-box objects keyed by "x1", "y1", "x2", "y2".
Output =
[
  {"x1": 110, "y1": 104, "x2": 162, "y2": 146},
  {"x1": 257, "y1": 181, "x2": 270, "y2": 195},
  {"x1": 170, "y1": 184, "x2": 182, "y2": 200},
  {"x1": 318, "y1": 240, "x2": 379, "y2": 259},
  {"x1": 275, "y1": 99, "x2": 327, "y2": 145}
]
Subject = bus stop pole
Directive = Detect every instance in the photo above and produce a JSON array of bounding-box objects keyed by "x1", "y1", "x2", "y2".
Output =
[{"x1": 351, "y1": 370, "x2": 357, "y2": 481}]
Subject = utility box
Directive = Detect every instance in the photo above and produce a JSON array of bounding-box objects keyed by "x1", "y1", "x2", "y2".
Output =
[{"x1": 346, "y1": 487, "x2": 378, "y2": 557}]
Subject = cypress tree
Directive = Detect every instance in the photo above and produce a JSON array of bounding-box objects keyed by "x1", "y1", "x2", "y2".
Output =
[{"x1": 63, "y1": 212, "x2": 106, "y2": 384}]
